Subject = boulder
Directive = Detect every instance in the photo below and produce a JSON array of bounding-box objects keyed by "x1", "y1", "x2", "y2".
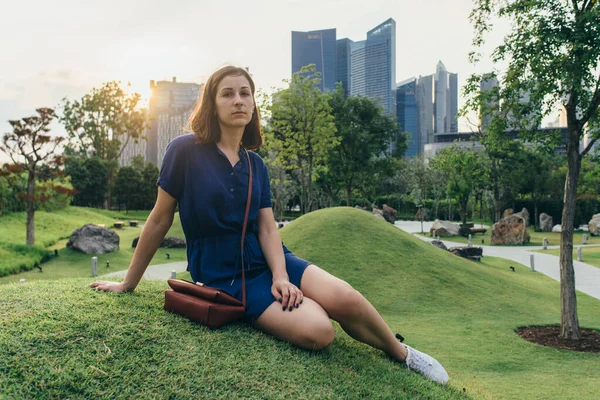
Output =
[
  {"x1": 552, "y1": 224, "x2": 562, "y2": 233},
  {"x1": 503, "y1": 208, "x2": 514, "y2": 218},
  {"x1": 382, "y1": 204, "x2": 397, "y2": 224},
  {"x1": 429, "y1": 219, "x2": 461, "y2": 237},
  {"x1": 513, "y1": 208, "x2": 530, "y2": 227},
  {"x1": 448, "y1": 246, "x2": 483, "y2": 261},
  {"x1": 431, "y1": 240, "x2": 448, "y2": 251},
  {"x1": 589, "y1": 214, "x2": 600, "y2": 236},
  {"x1": 132, "y1": 236, "x2": 187, "y2": 248},
  {"x1": 539, "y1": 213, "x2": 553, "y2": 232},
  {"x1": 372, "y1": 207, "x2": 385, "y2": 221},
  {"x1": 67, "y1": 224, "x2": 120, "y2": 254},
  {"x1": 491, "y1": 215, "x2": 531, "y2": 245}
]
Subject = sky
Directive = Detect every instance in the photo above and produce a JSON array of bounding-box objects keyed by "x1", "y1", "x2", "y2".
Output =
[{"x1": 0, "y1": 0, "x2": 514, "y2": 162}]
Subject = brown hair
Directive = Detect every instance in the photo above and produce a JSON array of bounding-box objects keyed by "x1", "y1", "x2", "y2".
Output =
[{"x1": 187, "y1": 66, "x2": 263, "y2": 150}]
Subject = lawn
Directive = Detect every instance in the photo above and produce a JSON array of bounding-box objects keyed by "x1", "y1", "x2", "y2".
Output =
[
  {"x1": 1, "y1": 207, "x2": 599, "y2": 399},
  {"x1": 535, "y1": 246, "x2": 600, "y2": 269},
  {"x1": 0, "y1": 207, "x2": 187, "y2": 284}
]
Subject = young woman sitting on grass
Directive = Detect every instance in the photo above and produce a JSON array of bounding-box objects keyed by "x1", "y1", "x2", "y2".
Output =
[{"x1": 89, "y1": 65, "x2": 449, "y2": 385}]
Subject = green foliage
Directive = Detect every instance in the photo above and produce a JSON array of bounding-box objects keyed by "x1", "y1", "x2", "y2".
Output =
[
  {"x1": 265, "y1": 65, "x2": 339, "y2": 213},
  {"x1": 0, "y1": 244, "x2": 51, "y2": 276},
  {"x1": 318, "y1": 84, "x2": 403, "y2": 207},
  {"x1": 65, "y1": 157, "x2": 109, "y2": 208},
  {"x1": 59, "y1": 81, "x2": 147, "y2": 161}
]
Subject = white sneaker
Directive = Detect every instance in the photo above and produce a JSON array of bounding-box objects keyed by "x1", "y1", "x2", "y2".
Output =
[{"x1": 404, "y1": 344, "x2": 449, "y2": 385}]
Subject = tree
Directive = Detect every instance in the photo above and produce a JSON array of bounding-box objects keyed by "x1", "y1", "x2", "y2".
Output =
[
  {"x1": 322, "y1": 84, "x2": 404, "y2": 207},
  {"x1": 430, "y1": 145, "x2": 488, "y2": 226},
  {"x1": 0, "y1": 108, "x2": 65, "y2": 245},
  {"x1": 406, "y1": 155, "x2": 431, "y2": 233},
  {"x1": 114, "y1": 166, "x2": 144, "y2": 211},
  {"x1": 267, "y1": 65, "x2": 338, "y2": 214},
  {"x1": 65, "y1": 157, "x2": 109, "y2": 208},
  {"x1": 59, "y1": 81, "x2": 147, "y2": 208},
  {"x1": 468, "y1": 0, "x2": 600, "y2": 339}
]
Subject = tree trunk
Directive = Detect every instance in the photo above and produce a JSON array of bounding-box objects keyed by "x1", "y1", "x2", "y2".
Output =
[
  {"x1": 26, "y1": 169, "x2": 36, "y2": 246},
  {"x1": 346, "y1": 186, "x2": 352, "y2": 207},
  {"x1": 534, "y1": 201, "x2": 539, "y2": 230},
  {"x1": 559, "y1": 131, "x2": 582, "y2": 340}
]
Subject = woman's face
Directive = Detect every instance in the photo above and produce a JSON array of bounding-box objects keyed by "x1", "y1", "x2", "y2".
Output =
[{"x1": 214, "y1": 74, "x2": 254, "y2": 130}]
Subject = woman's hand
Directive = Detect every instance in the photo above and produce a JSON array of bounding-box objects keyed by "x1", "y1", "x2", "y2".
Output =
[
  {"x1": 88, "y1": 280, "x2": 127, "y2": 292},
  {"x1": 271, "y1": 277, "x2": 303, "y2": 312}
]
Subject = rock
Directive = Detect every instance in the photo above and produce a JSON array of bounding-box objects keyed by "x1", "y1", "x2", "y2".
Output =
[
  {"x1": 429, "y1": 219, "x2": 461, "y2": 237},
  {"x1": 372, "y1": 207, "x2": 385, "y2": 221},
  {"x1": 552, "y1": 224, "x2": 562, "y2": 233},
  {"x1": 513, "y1": 208, "x2": 530, "y2": 227},
  {"x1": 67, "y1": 224, "x2": 120, "y2": 254},
  {"x1": 503, "y1": 208, "x2": 514, "y2": 218},
  {"x1": 415, "y1": 208, "x2": 430, "y2": 222},
  {"x1": 448, "y1": 246, "x2": 483, "y2": 261},
  {"x1": 382, "y1": 204, "x2": 397, "y2": 224},
  {"x1": 161, "y1": 237, "x2": 187, "y2": 248},
  {"x1": 539, "y1": 213, "x2": 553, "y2": 232},
  {"x1": 589, "y1": 214, "x2": 600, "y2": 236},
  {"x1": 132, "y1": 236, "x2": 187, "y2": 248},
  {"x1": 491, "y1": 215, "x2": 531, "y2": 245},
  {"x1": 431, "y1": 240, "x2": 448, "y2": 251}
]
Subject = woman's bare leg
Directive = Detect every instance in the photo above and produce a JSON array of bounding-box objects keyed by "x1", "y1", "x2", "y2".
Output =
[{"x1": 299, "y1": 265, "x2": 408, "y2": 362}]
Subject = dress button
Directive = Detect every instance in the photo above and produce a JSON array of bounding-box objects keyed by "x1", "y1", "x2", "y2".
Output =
[
  {"x1": 231, "y1": 172, "x2": 234, "y2": 176},
  {"x1": 230, "y1": 188, "x2": 234, "y2": 192}
]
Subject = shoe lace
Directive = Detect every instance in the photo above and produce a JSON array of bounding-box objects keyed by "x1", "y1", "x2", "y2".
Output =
[{"x1": 407, "y1": 349, "x2": 432, "y2": 374}]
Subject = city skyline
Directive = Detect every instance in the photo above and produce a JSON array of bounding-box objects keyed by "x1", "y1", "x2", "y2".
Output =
[{"x1": 1, "y1": 0, "x2": 517, "y2": 163}]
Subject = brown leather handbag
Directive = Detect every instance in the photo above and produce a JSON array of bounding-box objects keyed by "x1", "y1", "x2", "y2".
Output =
[{"x1": 163, "y1": 149, "x2": 252, "y2": 328}]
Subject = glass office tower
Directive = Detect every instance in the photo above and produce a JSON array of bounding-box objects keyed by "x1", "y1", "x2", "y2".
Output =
[
  {"x1": 397, "y1": 78, "x2": 419, "y2": 157},
  {"x1": 291, "y1": 28, "x2": 337, "y2": 91}
]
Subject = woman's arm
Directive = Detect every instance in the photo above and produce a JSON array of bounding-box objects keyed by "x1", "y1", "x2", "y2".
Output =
[
  {"x1": 257, "y1": 207, "x2": 303, "y2": 311},
  {"x1": 89, "y1": 187, "x2": 178, "y2": 292}
]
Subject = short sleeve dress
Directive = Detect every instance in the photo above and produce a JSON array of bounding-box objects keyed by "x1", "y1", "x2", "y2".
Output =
[{"x1": 157, "y1": 134, "x2": 312, "y2": 320}]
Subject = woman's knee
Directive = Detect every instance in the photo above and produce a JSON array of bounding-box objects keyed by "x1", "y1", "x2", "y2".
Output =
[
  {"x1": 301, "y1": 320, "x2": 335, "y2": 350},
  {"x1": 328, "y1": 282, "x2": 364, "y2": 320}
]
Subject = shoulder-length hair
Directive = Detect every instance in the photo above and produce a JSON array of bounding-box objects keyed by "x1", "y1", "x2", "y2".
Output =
[{"x1": 186, "y1": 66, "x2": 263, "y2": 150}]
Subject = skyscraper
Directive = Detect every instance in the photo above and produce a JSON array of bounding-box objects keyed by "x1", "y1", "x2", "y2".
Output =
[
  {"x1": 480, "y1": 76, "x2": 499, "y2": 129},
  {"x1": 349, "y1": 19, "x2": 396, "y2": 116},
  {"x1": 291, "y1": 28, "x2": 337, "y2": 91},
  {"x1": 396, "y1": 78, "x2": 419, "y2": 157},
  {"x1": 416, "y1": 74, "x2": 435, "y2": 153},
  {"x1": 336, "y1": 38, "x2": 353, "y2": 96},
  {"x1": 146, "y1": 77, "x2": 202, "y2": 165}
]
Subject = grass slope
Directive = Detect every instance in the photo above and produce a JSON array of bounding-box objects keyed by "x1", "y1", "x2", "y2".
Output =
[
  {"x1": 0, "y1": 207, "x2": 186, "y2": 282},
  {"x1": 1, "y1": 207, "x2": 599, "y2": 399}
]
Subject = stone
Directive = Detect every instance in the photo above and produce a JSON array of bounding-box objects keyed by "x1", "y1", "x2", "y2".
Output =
[
  {"x1": 429, "y1": 219, "x2": 461, "y2": 237},
  {"x1": 491, "y1": 215, "x2": 531, "y2": 245},
  {"x1": 513, "y1": 208, "x2": 530, "y2": 227},
  {"x1": 67, "y1": 224, "x2": 120, "y2": 254},
  {"x1": 552, "y1": 224, "x2": 562, "y2": 233},
  {"x1": 382, "y1": 204, "x2": 397, "y2": 224},
  {"x1": 431, "y1": 240, "x2": 448, "y2": 251},
  {"x1": 372, "y1": 207, "x2": 385, "y2": 221},
  {"x1": 415, "y1": 208, "x2": 430, "y2": 222},
  {"x1": 503, "y1": 208, "x2": 514, "y2": 218},
  {"x1": 539, "y1": 213, "x2": 553, "y2": 232},
  {"x1": 448, "y1": 246, "x2": 483, "y2": 261},
  {"x1": 589, "y1": 214, "x2": 600, "y2": 236},
  {"x1": 132, "y1": 236, "x2": 186, "y2": 248}
]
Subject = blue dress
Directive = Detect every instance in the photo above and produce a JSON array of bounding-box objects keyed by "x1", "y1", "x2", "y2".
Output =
[{"x1": 157, "y1": 134, "x2": 311, "y2": 320}]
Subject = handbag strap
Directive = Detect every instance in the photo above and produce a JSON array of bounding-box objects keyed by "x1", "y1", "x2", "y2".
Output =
[{"x1": 240, "y1": 148, "x2": 252, "y2": 308}]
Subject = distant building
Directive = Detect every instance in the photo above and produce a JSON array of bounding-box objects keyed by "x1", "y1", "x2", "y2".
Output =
[
  {"x1": 291, "y1": 28, "x2": 337, "y2": 91},
  {"x1": 336, "y1": 38, "x2": 353, "y2": 96},
  {"x1": 480, "y1": 76, "x2": 499, "y2": 129},
  {"x1": 396, "y1": 78, "x2": 419, "y2": 157},
  {"x1": 146, "y1": 77, "x2": 202, "y2": 166},
  {"x1": 415, "y1": 74, "x2": 434, "y2": 154},
  {"x1": 433, "y1": 61, "x2": 458, "y2": 134}
]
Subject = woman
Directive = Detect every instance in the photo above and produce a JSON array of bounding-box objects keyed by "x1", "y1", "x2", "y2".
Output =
[{"x1": 89, "y1": 66, "x2": 448, "y2": 385}]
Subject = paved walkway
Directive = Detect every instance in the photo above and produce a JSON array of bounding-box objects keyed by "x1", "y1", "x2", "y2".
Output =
[
  {"x1": 102, "y1": 261, "x2": 188, "y2": 281},
  {"x1": 395, "y1": 221, "x2": 600, "y2": 301}
]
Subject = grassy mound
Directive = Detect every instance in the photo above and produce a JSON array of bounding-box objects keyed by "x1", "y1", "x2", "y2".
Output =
[{"x1": 1, "y1": 207, "x2": 599, "y2": 399}]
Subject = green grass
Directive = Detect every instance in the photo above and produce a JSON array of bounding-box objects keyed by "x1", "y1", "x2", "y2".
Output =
[
  {"x1": 422, "y1": 225, "x2": 599, "y2": 247},
  {"x1": 535, "y1": 246, "x2": 600, "y2": 269},
  {"x1": 0, "y1": 207, "x2": 186, "y2": 284},
  {"x1": 1, "y1": 207, "x2": 599, "y2": 399}
]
